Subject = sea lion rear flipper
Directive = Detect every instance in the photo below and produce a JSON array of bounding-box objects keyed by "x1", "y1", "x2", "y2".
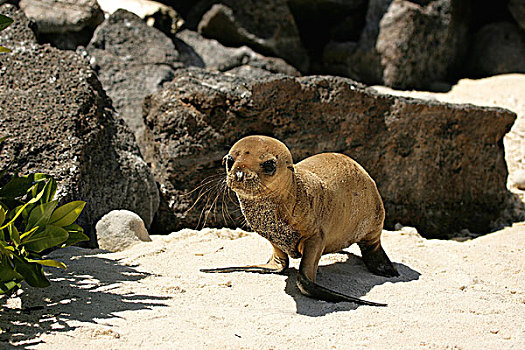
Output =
[
  {"x1": 296, "y1": 270, "x2": 386, "y2": 306},
  {"x1": 201, "y1": 247, "x2": 289, "y2": 274},
  {"x1": 200, "y1": 265, "x2": 285, "y2": 274},
  {"x1": 358, "y1": 242, "x2": 399, "y2": 277},
  {"x1": 297, "y1": 235, "x2": 387, "y2": 306}
]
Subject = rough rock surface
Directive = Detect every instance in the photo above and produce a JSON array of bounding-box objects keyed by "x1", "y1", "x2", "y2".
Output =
[
  {"x1": 141, "y1": 68, "x2": 515, "y2": 237},
  {"x1": 19, "y1": 0, "x2": 104, "y2": 49},
  {"x1": 86, "y1": 9, "x2": 183, "y2": 141},
  {"x1": 96, "y1": 210, "x2": 151, "y2": 252},
  {"x1": 287, "y1": 0, "x2": 367, "y2": 68},
  {"x1": 323, "y1": 0, "x2": 469, "y2": 89},
  {"x1": 175, "y1": 30, "x2": 300, "y2": 76},
  {"x1": 97, "y1": 0, "x2": 183, "y2": 36},
  {"x1": 466, "y1": 22, "x2": 525, "y2": 77},
  {"x1": 0, "y1": 5, "x2": 159, "y2": 246},
  {"x1": 197, "y1": 0, "x2": 309, "y2": 72},
  {"x1": 508, "y1": 0, "x2": 525, "y2": 30}
]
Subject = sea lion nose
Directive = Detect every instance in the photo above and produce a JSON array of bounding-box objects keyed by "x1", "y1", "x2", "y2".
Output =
[{"x1": 235, "y1": 170, "x2": 245, "y2": 182}]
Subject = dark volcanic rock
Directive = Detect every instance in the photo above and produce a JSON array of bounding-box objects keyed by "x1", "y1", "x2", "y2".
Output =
[
  {"x1": 97, "y1": 0, "x2": 184, "y2": 36},
  {"x1": 0, "y1": 5, "x2": 159, "y2": 246},
  {"x1": 287, "y1": 0, "x2": 367, "y2": 69},
  {"x1": 323, "y1": 0, "x2": 469, "y2": 89},
  {"x1": 86, "y1": 9, "x2": 183, "y2": 141},
  {"x1": 467, "y1": 22, "x2": 525, "y2": 77},
  {"x1": 142, "y1": 68, "x2": 515, "y2": 237},
  {"x1": 0, "y1": 3, "x2": 39, "y2": 52},
  {"x1": 376, "y1": 0, "x2": 469, "y2": 89},
  {"x1": 176, "y1": 30, "x2": 300, "y2": 76},
  {"x1": 197, "y1": 0, "x2": 309, "y2": 73},
  {"x1": 508, "y1": 0, "x2": 525, "y2": 30},
  {"x1": 19, "y1": 0, "x2": 104, "y2": 49}
]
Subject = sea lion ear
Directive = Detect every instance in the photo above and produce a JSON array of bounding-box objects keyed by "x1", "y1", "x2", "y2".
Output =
[{"x1": 287, "y1": 165, "x2": 295, "y2": 173}]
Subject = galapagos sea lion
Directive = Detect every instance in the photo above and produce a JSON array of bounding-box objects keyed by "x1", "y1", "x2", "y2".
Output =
[{"x1": 201, "y1": 135, "x2": 399, "y2": 306}]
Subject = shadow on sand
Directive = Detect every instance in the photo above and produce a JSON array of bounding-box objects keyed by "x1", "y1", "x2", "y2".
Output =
[
  {"x1": 0, "y1": 247, "x2": 169, "y2": 349},
  {"x1": 283, "y1": 251, "x2": 420, "y2": 317}
]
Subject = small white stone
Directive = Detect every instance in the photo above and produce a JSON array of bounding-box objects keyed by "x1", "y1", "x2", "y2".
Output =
[
  {"x1": 512, "y1": 169, "x2": 525, "y2": 190},
  {"x1": 96, "y1": 210, "x2": 151, "y2": 252}
]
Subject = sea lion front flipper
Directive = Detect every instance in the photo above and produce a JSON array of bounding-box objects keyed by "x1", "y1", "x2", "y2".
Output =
[
  {"x1": 296, "y1": 235, "x2": 387, "y2": 307},
  {"x1": 201, "y1": 245, "x2": 289, "y2": 274}
]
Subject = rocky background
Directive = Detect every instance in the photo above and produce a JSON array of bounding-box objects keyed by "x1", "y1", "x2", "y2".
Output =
[{"x1": 1, "y1": 0, "x2": 524, "y2": 245}]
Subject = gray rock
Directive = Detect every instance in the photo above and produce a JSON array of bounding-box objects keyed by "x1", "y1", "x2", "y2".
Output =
[
  {"x1": 466, "y1": 22, "x2": 525, "y2": 77},
  {"x1": 376, "y1": 0, "x2": 468, "y2": 89},
  {"x1": 97, "y1": 0, "x2": 184, "y2": 36},
  {"x1": 0, "y1": 5, "x2": 159, "y2": 246},
  {"x1": 141, "y1": 68, "x2": 516, "y2": 238},
  {"x1": 508, "y1": 0, "x2": 525, "y2": 30},
  {"x1": 86, "y1": 9, "x2": 184, "y2": 142},
  {"x1": 197, "y1": 1, "x2": 309, "y2": 72},
  {"x1": 287, "y1": 0, "x2": 367, "y2": 68},
  {"x1": 323, "y1": 0, "x2": 393, "y2": 84},
  {"x1": 323, "y1": 0, "x2": 469, "y2": 89},
  {"x1": 19, "y1": 0, "x2": 104, "y2": 49},
  {"x1": 176, "y1": 29, "x2": 300, "y2": 76},
  {"x1": 96, "y1": 210, "x2": 151, "y2": 252},
  {"x1": 0, "y1": 3, "x2": 39, "y2": 53}
]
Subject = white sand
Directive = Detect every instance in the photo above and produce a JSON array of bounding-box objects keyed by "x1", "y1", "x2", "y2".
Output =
[
  {"x1": 2, "y1": 74, "x2": 524, "y2": 349},
  {"x1": 2, "y1": 225, "x2": 524, "y2": 349}
]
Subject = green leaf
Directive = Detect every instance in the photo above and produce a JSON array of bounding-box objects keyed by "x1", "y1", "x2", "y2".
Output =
[
  {"x1": 0, "y1": 136, "x2": 11, "y2": 143},
  {"x1": 0, "y1": 46, "x2": 10, "y2": 53},
  {"x1": 26, "y1": 200, "x2": 58, "y2": 231},
  {"x1": 12, "y1": 253, "x2": 50, "y2": 288},
  {"x1": 0, "y1": 206, "x2": 5, "y2": 226},
  {"x1": 49, "y1": 201, "x2": 85, "y2": 227},
  {"x1": 21, "y1": 225, "x2": 68, "y2": 253},
  {"x1": 61, "y1": 223, "x2": 89, "y2": 247},
  {"x1": 8, "y1": 223, "x2": 20, "y2": 246},
  {"x1": 27, "y1": 258, "x2": 67, "y2": 270},
  {"x1": 41, "y1": 177, "x2": 57, "y2": 204},
  {"x1": 0, "y1": 14, "x2": 14, "y2": 31},
  {"x1": 0, "y1": 185, "x2": 46, "y2": 229},
  {"x1": 0, "y1": 280, "x2": 20, "y2": 294},
  {"x1": 0, "y1": 173, "x2": 49, "y2": 199},
  {"x1": 0, "y1": 258, "x2": 22, "y2": 282},
  {"x1": 19, "y1": 226, "x2": 39, "y2": 242}
]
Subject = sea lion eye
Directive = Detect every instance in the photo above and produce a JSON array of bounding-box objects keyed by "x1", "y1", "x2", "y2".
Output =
[
  {"x1": 223, "y1": 154, "x2": 235, "y2": 170},
  {"x1": 261, "y1": 160, "x2": 276, "y2": 176}
]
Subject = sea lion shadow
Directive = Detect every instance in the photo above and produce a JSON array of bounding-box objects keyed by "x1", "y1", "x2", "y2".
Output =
[
  {"x1": 0, "y1": 247, "x2": 169, "y2": 349},
  {"x1": 283, "y1": 252, "x2": 420, "y2": 317}
]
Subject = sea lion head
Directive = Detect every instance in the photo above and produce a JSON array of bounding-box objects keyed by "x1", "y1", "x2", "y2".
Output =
[{"x1": 223, "y1": 135, "x2": 294, "y2": 199}]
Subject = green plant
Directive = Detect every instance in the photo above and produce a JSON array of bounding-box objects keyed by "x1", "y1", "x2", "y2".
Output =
[
  {"x1": 0, "y1": 137, "x2": 89, "y2": 295},
  {"x1": 0, "y1": 14, "x2": 14, "y2": 53}
]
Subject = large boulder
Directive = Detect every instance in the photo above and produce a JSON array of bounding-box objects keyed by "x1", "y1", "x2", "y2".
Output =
[
  {"x1": 175, "y1": 30, "x2": 300, "y2": 76},
  {"x1": 86, "y1": 9, "x2": 184, "y2": 142},
  {"x1": 141, "y1": 68, "x2": 515, "y2": 238},
  {"x1": 19, "y1": 0, "x2": 104, "y2": 49},
  {"x1": 466, "y1": 22, "x2": 525, "y2": 77},
  {"x1": 197, "y1": 0, "x2": 309, "y2": 73},
  {"x1": 323, "y1": 0, "x2": 469, "y2": 89},
  {"x1": 0, "y1": 5, "x2": 159, "y2": 246}
]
